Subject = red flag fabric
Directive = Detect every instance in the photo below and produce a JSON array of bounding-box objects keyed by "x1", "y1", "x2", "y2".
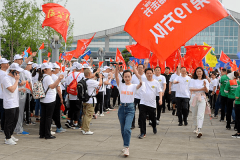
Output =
[
  {"x1": 116, "y1": 48, "x2": 127, "y2": 69},
  {"x1": 166, "y1": 49, "x2": 181, "y2": 71},
  {"x1": 110, "y1": 58, "x2": 113, "y2": 62},
  {"x1": 60, "y1": 104, "x2": 65, "y2": 112},
  {"x1": 56, "y1": 61, "x2": 62, "y2": 68},
  {"x1": 124, "y1": 0, "x2": 228, "y2": 62},
  {"x1": 26, "y1": 47, "x2": 31, "y2": 54},
  {"x1": 63, "y1": 50, "x2": 75, "y2": 61},
  {"x1": 185, "y1": 45, "x2": 211, "y2": 61},
  {"x1": 93, "y1": 64, "x2": 95, "y2": 67},
  {"x1": 25, "y1": 81, "x2": 31, "y2": 91},
  {"x1": 84, "y1": 55, "x2": 89, "y2": 61},
  {"x1": 62, "y1": 66, "x2": 65, "y2": 72},
  {"x1": 43, "y1": 59, "x2": 48, "y2": 63},
  {"x1": 47, "y1": 52, "x2": 51, "y2": 57},
  {"x1": 42, "y1": 3, "x2": 70, "y2": 42},
  {"x1": 39, "y1": 43, "x2": 44, "y2": 50},
  {"x1": 29, "y1": 51, "x2": 32, "y2": 56},
  {"x1": 59, "y1": 53, "x2": 62, "y2": 60},
  {"x1": 73, "y1": 33, "x2": 95, "y2": 58},
  {"x1": 126, "y1": 43, "x2": 151, "y2": 59},
  {"x1": 98, "y1": 61, "x2": 104, "y2": 67},
  {"x1": 220, "y1": 51, "x2": 232, "y2": 64}
]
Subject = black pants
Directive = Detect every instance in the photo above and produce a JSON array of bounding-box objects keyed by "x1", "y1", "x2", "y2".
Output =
[
  {"x1": 156, "y1": 96, "x2": 163, "y2": 120},
  {"x1": 163, "y1": 90, "x2": 171, "y2": 111},
  {"x1": 52, "y1": 94, "x2": 62, "y2": 128},
  {"x1": 69, "y1": 100, "x2": 81, "y2": 122},
  {"x1": 40, "y1": 101, "x2": 56, "y2": 138},
  {"x1": 209, "y1": 91, "x2": 216, "y2": 109},
  {"x1": 0, "y1": 99, "x2": 5, "y2": 130},
  {"x1": 25, "y1": 93, "x2": 31, "y2": 124},
  {"x1": 176, "y1": 97, "x2": 189, "y2": 124},
  {"x1": 139, "y1": 104, "x2": 156, "y2": 135},
  {"x1": 95, "y1": 92, "x2": 104, "y2": 114},
  {"x1": 112, "y1": 86, "x2": 120, "y2": 107},
  {"x1": 226, "y1": 98, "x2": 235, "y2": 128},
  {"x1": 221, "y1": 96, "x2": 228, "y2": 120},
  {"x1": 30, "y1": 94, "x2": 35, "y2": 113},
  {"x1": 4, "y1": 107, "x2": 19, "y2": 139},
  {"x1": 132, "y1": 98, "x2": 140, "y2": 127},
  {"x1": 235, "y1": 104, "x2": 240, "y2": 133},
  {"x1": 104, "y1": 88, "x2": 111, "y2": 110}
]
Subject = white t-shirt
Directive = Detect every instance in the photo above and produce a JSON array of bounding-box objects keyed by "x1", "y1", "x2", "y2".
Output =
[
  {"x1": 189, "y1": 79, "x2": 209, "y2": 99},
  {"x1": 174, "y1": 76, "x2": 191, "y2": 98},
  {"x1": 131, "y1": 74, "x2": 146, "y2": 99},
  {"x1": 169, "y1": 74, "x2": 178, "y2": 91},
  {"x1": 66, "y1": 72, "x2": 83, "y2": 100},
  {"x1": 52, "y1": 74, "x2": 61, "y2": 92},
  {"x1": 0, "y1": 70, "x2": 7, "y2": 99},
  {"x1": 86, "y1": 79, "x2": 99, "y2": 104},
  {"x1": 153, "y1": 74, "x2": 165, "y2": 94},
  {"x1": 32, "y1": 72, "x2": 39, "y2": 85},
  {"x1": 140, "y1": 79, "x2": 161, "y2": 108},
  {"x1": 209, "y1": 78, "x2": 218, "y2": 92},
  {"x1": 40, "y1": 74, "x2": 56, "y2": 103},
  {"x1": 2, "y1": 75, "x2": 19, "y2": 109},
  {"x1": 118, "y1": 82, "x2": 138, "y2": 103}
]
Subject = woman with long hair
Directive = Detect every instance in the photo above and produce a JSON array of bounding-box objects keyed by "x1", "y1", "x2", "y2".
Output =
[{"x1": 189, "y1": 67, "x2": 209, "y2": 138}]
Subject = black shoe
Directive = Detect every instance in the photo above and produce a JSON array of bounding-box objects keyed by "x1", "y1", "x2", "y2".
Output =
[
  {"x1": 226, "y1": 126, "x2": 231, "y2": 130},
  {"x1": 109, "y1": 106, "x2": 114, "y2": 110},
  {"x1": 153, "y1": 127, "x2": 157, "y2": 134},
  {"x1": 172, "y1": 109, "x2": 176, "y2": 116},
  {"x1": 231, "y1": 120, "x2": 235, "y2": 124},
  {"x1": 39, "y1": 136, "x2": 45, "y2": 139},
  {"x1": 184, "y1": 121, "x2": 188, "y2": 126},
  {"x1": 162, "y1": 110, "x2": 165, "y2": 113},
  {"x1": 65, "y1": 121, "x2": 71, "y2": 128},
  {"x1": 178, "y1": 123, "x2": 183, "y2": 126},
  {"x1": 45, "y1": 136, "x2": 56, "y2": 139},
  {"x1": 138, "y1": 133, "x2": 146, "y2": 139}
]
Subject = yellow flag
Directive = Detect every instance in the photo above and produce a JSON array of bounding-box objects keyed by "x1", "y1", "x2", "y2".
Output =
[{"x1": 203, "y1": 42, "x2": 218, "y2": 67}]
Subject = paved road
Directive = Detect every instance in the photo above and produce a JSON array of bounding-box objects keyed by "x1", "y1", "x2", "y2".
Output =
[{"x1": 0, "y1": 108, "x2": 239, "y2": 160}]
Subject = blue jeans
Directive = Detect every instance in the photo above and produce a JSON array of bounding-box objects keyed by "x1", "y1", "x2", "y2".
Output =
[
  {"x1": 35, "y1": 99, "x2": 41, "y2": 117},
  {"x1": 232, "y1": 108, "x2": 236, "y2": 121},
  {"x1": 214, "y1": 95, "x2": 221, "y2": 116},
  {"x1": 118, "y1": 102, "x2": 135, "y2": 148}
]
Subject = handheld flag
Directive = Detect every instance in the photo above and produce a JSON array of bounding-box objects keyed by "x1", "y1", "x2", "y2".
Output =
[
  {"x1": 26, "y1": 47, "x2": 31, "y2": 54},
  {"x1": 47, "y1": 52, "x2": 51, "y2": 57},
  {"x1": 126, "y1": 43, "x2": 151, "y2": 59},
  {"x1": 43, "y1": 59, "x2": 48, "y2": 63},
  {"x1": 98, "y1": 61, "x2": 104, "y2": 67},
  {"x1": 79, "y1": 49, "x2": 91, "y2": 59},
  {"x1": 25, "y1": 81, "x2": 32, "y2": 91},
  {"x1": 60, "y1": 104, "x2": 65, "y2": 112},
  {"x1": 59, "y1": 53, "x2": 62, "y2": 60},
  {"x1": 124, "y1": 0, "x2": 229, "y2": 62},
  {"x1": 116, "y1": 48, "x2": 127, "y2": 69},
  {"x1": 110, "y1": 58, "x2": 113, "y2": 62},
  {"x1": 63, "y1": 50, "x2": 75, "y2": 61},
  {"x1": 39, "y1": 43, "x2": 44, "y2": 50},
  {"x1": 204, "y1": 42, "x2": 218, "y2": 67},
  {"x1": 220, "y1": 51, "x2": 232, "y2": 64},
  {"x1": 42, "y1": 3, "x2": 70, "y2": 42}
]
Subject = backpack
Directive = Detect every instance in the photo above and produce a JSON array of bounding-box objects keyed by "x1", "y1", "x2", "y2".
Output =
[
  {"x1": 77, "y1": 78, "x2": 90, "y2": 102},
  {"x1": 32, "y1": 76, "x2": 49, "y2": 99},
  {"x1": 67, "y1": 72, "x2": 81, "y2": 95}
]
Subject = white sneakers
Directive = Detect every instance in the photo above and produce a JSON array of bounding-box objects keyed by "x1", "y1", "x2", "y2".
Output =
[
  {"x1": 193, "y1": 129, "x2": 198, "y2": 134},
  {"x1": 11, "y1": 136, "x2": 19, "y2": 142},
  {"x1": 5, "y1": 138, "x2": 17, "y2": 145},
  {"x1": 51, "y1": 131, "x2": 56, "y2": 135},
  {"x1": 99, "y1": 114, "x2": 104, "y2": 117},
  {"x1": 82, "y1": 130, "x2": 94, "y2": 135},
  {"x1": 122, "y1": 148, "x2": 129, "y2": 156}
]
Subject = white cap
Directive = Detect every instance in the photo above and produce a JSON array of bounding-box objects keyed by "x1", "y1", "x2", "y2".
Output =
[
  {"x1": 65, "y1": 67, "x2": 70, "y2": 71},
  {"x1": 14, "y1": 54, "x2": 23, "y2": 60},
  {"x1": 52, "y1": 63, "x2": 60, "y2": 69},
  {"x1": 0, "y1": 58, "x2": 10, "y2": 64},
  {"x1": 72, "y1": 62, "x2": 78, "y2": 67},
  {"x1": 9, "y1": 63, "x2": 24, "y2": 72},
  {"x1": 37, "y1": 64, "x2": 41, "y2": 69},
  {"x1": 27, "y1": 61, "x2": 34, "y2": 65},
  {"x1": 82, "y1": 64, "x2": 91, "y2": 69},
  {"x1": 32, "y1": 63, "x2": 37, "y2": 69},
  {"x1": 41, "y1": 63, "x2": 52, "y2": 70},
  {"x1": 103, "y1": 66, "x2": 112, "y2": 71},
  {"x1": 75, "y1": 63, "x2": 82, "y2": 70}
]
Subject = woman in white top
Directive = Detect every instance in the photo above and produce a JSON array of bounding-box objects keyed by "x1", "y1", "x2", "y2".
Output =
[
  {"x1": 38, "y1": 63, "x2": 63, "y2": 139},
  {"x1": 115, "y1": 63, "x2": 142, "y2": 157},
  {"x1": 32, "y1": 65, "x2": 41, "y2": 121},
  {"x1": 189, "y1": 67, "x2": 209, "y2": 138},
  {"x1": 208, "y1": 71, "x2": 218, "y2": 109}
]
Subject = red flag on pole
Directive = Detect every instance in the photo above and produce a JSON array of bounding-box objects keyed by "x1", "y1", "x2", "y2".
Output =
[
  {"x1": 62, "y1": 66, "x2": 65, "y2": 72},
  {"x1": 124, "y1": 0, "x2": 229, "y2": 62},
  {"x1": 47, "y1": 52, "x2": 51, "y2": 57},
  {"x1": 84, "y1": 55, "x2": 89, "y2": 61},
  {"x1": 166, "y1": 49, "x2": 181, "y2": 71},
  {"x1": 42, "y1": 3, "x2": 70, "y2": 42},
  {"x1": 25, "y1": 81, "x2": 31, "y2": 91},
  {"x1": 63, "y1": 50, "x2": 75, "y2": 61},
  {"x1": 73, "y1": 33, "x2": 95, "y2": 58},
  {"x1": 220, "y1": 51, "x2": 232, "y2": 64},
  {"x1": 98, "y1": 61, "x2": 104, "y2": 67},
  {"x1": 110, "y1": 58, "x2": 113, "y2": 62},
  {"x1": 39, "y1": 43, "x2": 44, "y2": 50},
  {"x1": 26, "y1": 47, "x2": 31, "y2": 54},
  {"x1": 116, "y1": 48, "x2": 127, "y2": 69},
  {"x1": 59, "y1": 53, "x2": 62, "y2": 60},
  {"x1": 126, "y1": 43, "x2": 151, "y2": 59},
  {"x1": 60, "y1": 104, "x2": 65, "y2": 112},
  {"x1": 43, "y1": 59, "x2": 48, "y2": 63}
]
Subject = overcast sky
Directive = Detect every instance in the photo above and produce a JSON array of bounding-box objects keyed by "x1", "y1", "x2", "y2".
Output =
[{"x1": 0, "y1": 0, "x2": 240, "y2": 36}]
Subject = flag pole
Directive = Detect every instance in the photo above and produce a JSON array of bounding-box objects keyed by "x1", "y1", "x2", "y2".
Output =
[{"x1": 230, "y1": 14, "x2": 240, "y2": 26}]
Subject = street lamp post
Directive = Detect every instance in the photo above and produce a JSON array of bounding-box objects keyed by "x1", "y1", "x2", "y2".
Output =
[
  {"x1": 50, "y1": 35, "x2": 62, "y2": 62},
  {"x1": 98, "y1": 47, "x2": 104, "y2": 67}
]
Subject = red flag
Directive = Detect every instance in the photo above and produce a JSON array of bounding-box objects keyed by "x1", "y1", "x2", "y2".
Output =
[
  {"x1": 42, "y1": 3, "x2": 70, "y2": 42},
  {"x1": 124, "y1": 0, "x2": 229, "y2": 62},
  {"x1": 93, "y1": 64, "x2": 95, "y2": 67},
  {"x1": 116, "y1": 48, "x2": 127, "y2": 69},
  {"x1": 166, "y1": 49, "x2": 181, "y2": 71},
  {"x1": 220, "y1": 51, "x2": 232, "y2": 64},
  {"x1": 59, "y1": 53, "x2": 62, "y2": 60},
  {"x1": 73, "y1": 33, "x2": 95, "y2": 58},
  {"x1": 56, "y1": 61, "x2": 62, "y2": 68},
  {"x1": 60, "y1": 104, "x2": 65, "y2": 112},
  {"x1": 63, "y1": 50, "x2": 75, "y2": 61},
  {"x1": 62, "y1": 66, "x2": 65, "y2": 72},
  {"x1": 25, "y1": 81, "x2": 31, "y2": 91},
  {"x1": 84, "y1": 55, "x2": 89, "y2": 61},
  {"x1": 43, "y1": 59, "x2": 48, "y2": 63},
  {"x1": 98, "y1": 61, "x2": 104, "y2": 67},
  {"x1": 29, "y1": 51, "x2": 32, "y2": 56},
  {"x1": 185, "y1": 45, "x2": 211, "y2": 61},
  {"x1": 47, "y1": 52, "x2": 51, "y2": 57},
  {"x1": 39, "y1": 43, "x2": 44, "y2": 50},
  {"x1": 126, "y1": 43, "x2": 151, "y2": 59},
  {"x1": 110, "y1": 58, "x2": 113, "y2": 62},
  {"x1": 26, "y1": 47, "x2": 31, "y2": 54}
]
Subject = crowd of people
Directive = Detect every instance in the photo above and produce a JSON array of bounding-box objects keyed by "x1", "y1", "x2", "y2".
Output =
[{"x1": 0, "y1": 53, "x2": 239, "y2": 157}]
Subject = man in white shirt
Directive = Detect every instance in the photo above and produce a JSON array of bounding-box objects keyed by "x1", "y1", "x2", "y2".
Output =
[
  {"x1": 208, "y1": 71, "x2": 218, "y2": 109},
  {"x1": 173, "y1": 67, "x2": 191, "y2": 126},
  {"x1": 0, "y1": 58, "x2": 10, "y2": 132},
  {"x1": 65, "y1": 63, "x2": 84, "y2": 129},
  {"x1": 169, "y1": 66, "x2": 180, "y2": 115},
  {"x1": 82, "y1": 69, "x2": 102, "y2": 135},
  {"x1": 153, "y1": 66, "x2": 166, "y2": 124}
]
